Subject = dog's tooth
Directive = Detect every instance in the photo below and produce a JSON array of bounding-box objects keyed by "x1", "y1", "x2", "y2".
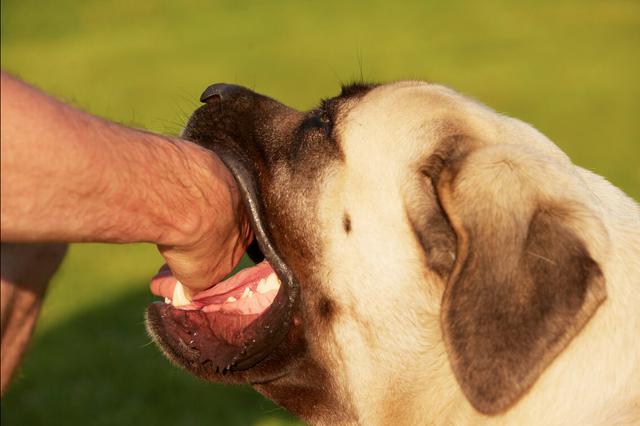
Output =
[
  {"x1": 164, "y1": 297, "x2": 171, "y2": 304},
  {"x1": 257, "y1": 273, "x2": 280, "y2": 294},
  {"x1": 256, "y1": 278, "x2": 268, "y2": 294},
  {"x1": 241, "y1": 287, "x2": 254, "y2": 299},
  {"x1": 171, "y1": 281, "x2": 192, "y2": 307},
  {"x1": 268, "y1": 272, "x2": 281, "y2": 287},
  {"x1": 225, "y1": 296, "x2": 237, "y2": 303}
]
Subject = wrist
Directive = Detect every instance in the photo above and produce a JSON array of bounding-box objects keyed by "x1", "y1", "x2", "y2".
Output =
[{"x1": 142, "y1": 136, "x2": 239, "y2": 249}]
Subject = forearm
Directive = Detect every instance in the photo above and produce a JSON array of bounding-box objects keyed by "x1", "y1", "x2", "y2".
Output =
[
  {"x1": 0, "y1": 72, "x2": 234, "y2": 247},
  {"x1": 1, "y1": 242, "x2": 67, "y2": 395}
]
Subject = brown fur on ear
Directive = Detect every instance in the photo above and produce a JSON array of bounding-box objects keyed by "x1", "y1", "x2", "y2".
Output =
[{"x1": 423, "y1": 141, "x2": 607, "y2": 415}]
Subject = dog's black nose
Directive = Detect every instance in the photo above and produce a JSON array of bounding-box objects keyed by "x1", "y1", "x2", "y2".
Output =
[{"x1": 199, "y1": 83, "x2": 248, "y2": 103}]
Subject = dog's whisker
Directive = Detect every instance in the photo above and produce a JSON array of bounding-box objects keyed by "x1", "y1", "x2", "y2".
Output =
[{"x1": 526, "y1": 250, "x2": 557, "y2": 265}]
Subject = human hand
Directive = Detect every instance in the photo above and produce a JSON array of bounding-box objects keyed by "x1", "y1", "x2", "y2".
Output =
[{"x1": 150, "y1": 153, "x2": 253, "y2": 302}]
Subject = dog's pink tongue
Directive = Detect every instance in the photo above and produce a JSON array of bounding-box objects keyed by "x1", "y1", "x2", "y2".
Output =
[
  {"x1": 193, "y1": 261, "x2": 274, "y2": 300},
  {"x1": 153, "y1": 260, "x2": 280, "y2": 317},
  {"x1": 166, "y1": 260, "x2": 280, "y2": 316}
]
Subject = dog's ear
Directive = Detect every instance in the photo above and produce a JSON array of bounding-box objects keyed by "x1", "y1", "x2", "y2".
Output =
[{"x1": 421, "y1": 137, "x2": 607, "y2": 415}]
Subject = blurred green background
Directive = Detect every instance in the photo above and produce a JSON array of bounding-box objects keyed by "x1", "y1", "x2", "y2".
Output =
[{"x1": 1, "y1": 1, "x2": 638, "y2": 425}]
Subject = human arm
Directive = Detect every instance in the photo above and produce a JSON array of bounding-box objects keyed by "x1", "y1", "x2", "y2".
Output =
[
  {"x1": 0, "y1": 71, "x2": 252, "y2": 292},
  {"x1": 1, "y1": 243, "x2": 67, "y2": 396}
]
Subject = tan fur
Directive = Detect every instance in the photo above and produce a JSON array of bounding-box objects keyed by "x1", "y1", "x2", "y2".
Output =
[{"x1": 312, "y1": 82, "x2": 640, "y2": 425}]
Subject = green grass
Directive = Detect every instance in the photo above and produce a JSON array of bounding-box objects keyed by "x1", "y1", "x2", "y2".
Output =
[{"x1": 1, "y1": 1, "x2": 638, "y2": 425}]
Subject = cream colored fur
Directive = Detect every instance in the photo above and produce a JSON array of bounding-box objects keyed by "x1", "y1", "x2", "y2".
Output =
[{"x1": 313, "y1": 82, "x2": 640, "y2": 425}]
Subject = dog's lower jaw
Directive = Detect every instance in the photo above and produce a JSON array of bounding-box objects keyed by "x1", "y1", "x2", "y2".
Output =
[{"x1": 254, "y1": 377, "x2": 359, "y2": 426}]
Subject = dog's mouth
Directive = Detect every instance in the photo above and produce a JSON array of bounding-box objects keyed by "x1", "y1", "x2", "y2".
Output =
[{"x1": 146, "y1": 138, "x2": 298, "y2": 377}]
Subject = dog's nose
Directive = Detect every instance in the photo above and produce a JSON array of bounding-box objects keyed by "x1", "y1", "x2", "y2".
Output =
[{"x1": 199, "y1": 83, "x2": 249, "y2": 103}]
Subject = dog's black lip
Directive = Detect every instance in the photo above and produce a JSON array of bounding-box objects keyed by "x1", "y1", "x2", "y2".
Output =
[{"x1": 205, "y1": 142, "x2": 299, "y2": 371}]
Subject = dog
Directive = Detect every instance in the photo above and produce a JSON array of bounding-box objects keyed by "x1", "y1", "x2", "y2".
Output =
[{"x1": 147, "y1": 81, "x2": 640, "y2": 425}]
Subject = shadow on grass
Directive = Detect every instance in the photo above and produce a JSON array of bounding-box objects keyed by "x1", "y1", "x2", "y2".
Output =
[{"x1": 1, "y1": 283, "x2": 303, "y2": 426}]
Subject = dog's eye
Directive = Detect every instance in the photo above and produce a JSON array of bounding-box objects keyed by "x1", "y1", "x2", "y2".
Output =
[
  {"x1": 319, "y1": 111, "x2": 330, "y2": 125},
  {"x1": 303, "y1": 109, "x2": 332, "y2": 134},
  {"x1": 316, "y1": 109, "x2": 333, "y2": 134},
  {"x1": 299, "y1": 105, "x2": 333, "y2": 139}
]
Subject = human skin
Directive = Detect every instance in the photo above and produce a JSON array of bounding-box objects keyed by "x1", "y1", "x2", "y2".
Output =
[
  {"x1": 1, "y1": 71, "x2": 253, "y2": 293},
  {"x1": 0, "y1": 72, "x2": 253, "y2": 394},
  {"x1": 0, "y1": 243, "x2": 67, "y2": 395}
]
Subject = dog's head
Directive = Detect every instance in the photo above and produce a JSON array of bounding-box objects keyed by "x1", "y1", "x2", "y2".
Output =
[{"x1": 147, "y1": 81, "x2": 607, "y2": 424}]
